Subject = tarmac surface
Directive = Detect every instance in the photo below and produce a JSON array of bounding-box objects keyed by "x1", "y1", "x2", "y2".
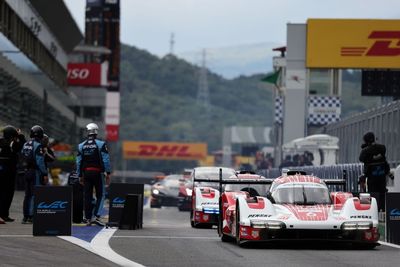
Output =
[
  {"x1": 110, "y1": 207, "x2": 400, "y2": 267},
  {"x1": 0, "y1": 191, "x2": 118, "y2": 267},
  {"x1": 1, "y1": 191, "x2": 400, "y2": 267}
]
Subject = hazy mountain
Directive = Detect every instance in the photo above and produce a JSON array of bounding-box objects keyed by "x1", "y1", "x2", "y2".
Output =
[
  {"x1": 118, "y1": 44, "x2": 274, "y2": 172},
  {"x1": 178, "y1": 42, "x2": 281, "y2": 79}
]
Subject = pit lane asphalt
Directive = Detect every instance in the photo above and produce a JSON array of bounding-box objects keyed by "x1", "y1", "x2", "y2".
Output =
[
  {"x1": 110, "y1": 207, "x2": 400, "y2": 267},
  {"x1": 0, "y1": 191, "x2": 118, "y2": 267},
  {"x1": 2, "y1": 192, "x2": 400, "y2": 267}
]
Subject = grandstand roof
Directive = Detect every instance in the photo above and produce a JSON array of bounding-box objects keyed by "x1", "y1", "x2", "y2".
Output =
[{"x1": 30, "y1": 0, "x2": 83, "y2": 53}]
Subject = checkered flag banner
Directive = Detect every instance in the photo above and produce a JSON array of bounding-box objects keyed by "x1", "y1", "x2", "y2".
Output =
[
  {"x1": 275, "y1": 96, "x2": 283, "y2": 124},
  {"x1": 308, "y1": 96, "x2": 341, "y2": 125}
]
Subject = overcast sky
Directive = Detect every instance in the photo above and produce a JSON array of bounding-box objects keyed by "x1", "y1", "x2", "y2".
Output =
[{"x1": 65, "y1": 0, "x2": 400, "y2": 57}]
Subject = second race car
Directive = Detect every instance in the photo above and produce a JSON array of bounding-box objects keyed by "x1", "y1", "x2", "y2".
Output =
[{"x1": 189, "y1": 166, "x2": 236, "y2": 228}]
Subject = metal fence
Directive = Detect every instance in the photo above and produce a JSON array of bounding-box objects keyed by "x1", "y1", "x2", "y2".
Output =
[
  {"x1": 258, "y1": 163, "x2": 364, "y2": 193},
  {"x1": 324, "y1": 100, "x2": 400, "y2": 168}
]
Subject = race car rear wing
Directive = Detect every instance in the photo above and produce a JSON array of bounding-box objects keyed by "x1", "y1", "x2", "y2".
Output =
[
  {"x1": 322, "y1": 179, "x2": 347, "y2": 191},
  {"x1": 193, "y1": 178, "x2": 221, "y2": 183},
  {"x1": 217, "y1": 168, "x2": 274, "y2": 194}
]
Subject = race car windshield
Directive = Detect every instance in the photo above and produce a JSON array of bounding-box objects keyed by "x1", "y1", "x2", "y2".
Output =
[
  {"x1": 161, "y1": 175, "x2": 182, "y2": 188},
  {"x1": 271, "y1": 186, "x2": 331, "y2": 205}
]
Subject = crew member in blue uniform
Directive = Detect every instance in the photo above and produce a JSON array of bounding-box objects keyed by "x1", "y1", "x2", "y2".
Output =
[
  {"x1": 76, "y1": 123, "x2": 111, "y2": 226},
  {"x1": 21, "y1": 125, "x2": 48, "y2": 224},
  {"x1": 0, "y1": 125, "x2": 25, "y2": 224}
]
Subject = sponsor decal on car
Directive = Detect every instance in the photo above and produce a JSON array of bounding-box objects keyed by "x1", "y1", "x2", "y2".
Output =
[
  {"x1": 248, "y1": 214, "x2": 272, "y2": 218},
  {"x1": 201, "y1": 202, "x2": 218, "y2": 205},
  {"x1": 350, "y1": 215, "x2": 372, "y2": 219}
]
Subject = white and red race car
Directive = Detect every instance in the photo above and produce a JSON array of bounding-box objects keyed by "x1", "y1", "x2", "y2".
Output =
[
  {"x1": 190, "y1": 167, "x2": 236, "y2": 228},
  {"x1": 219, "y1": 171, "x2": 380, "y2": 248}
]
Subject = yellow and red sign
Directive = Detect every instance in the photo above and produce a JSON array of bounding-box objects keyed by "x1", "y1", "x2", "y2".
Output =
[
  {"x1": 307, "y1": 19, "x2": 400, "y2": 68},
  {"x1": 123, "y1": 141, "x2": 207, "y2": 160}
]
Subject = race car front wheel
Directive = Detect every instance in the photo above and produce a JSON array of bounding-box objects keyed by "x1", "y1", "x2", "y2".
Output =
[
  {"x1": 221, "y1": 233, "x2": 233, "y2": 242},
  {"x1": 190, "y1": 211, "x2": 194, "y2": 227}
]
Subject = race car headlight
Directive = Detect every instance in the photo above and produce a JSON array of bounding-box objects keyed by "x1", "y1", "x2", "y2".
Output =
[
  {"x1": 203, "y1": 207, "x2": 219, "y2": 214},
  {"x1": 266, "y1": 221, "x2": 285, "y2": 230},
  {"x1": 185, "y1": 188, "x2": 193, "y2": 196},
  {"x1": 152, "y1": 189, "x2": 160, "y2": 195},
  {"x1": 251, "y1": 220, "x2": 267, "y2": 228},
  {"x1": 341, "y1": 221, "x2": 372, "y2": 230}
]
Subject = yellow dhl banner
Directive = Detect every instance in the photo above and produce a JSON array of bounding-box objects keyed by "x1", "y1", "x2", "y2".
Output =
[
  {"x1": 307, "y1": 19, "x2": 400, "y2": 68},
  {"x1": 123, "y1": 141, "x2": 207, "y2": 160}
]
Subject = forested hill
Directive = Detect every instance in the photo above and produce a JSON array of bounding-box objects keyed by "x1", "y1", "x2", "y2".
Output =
[
  {"x1": 120, "y1": 44, "x2": 274, "y2": 153},
  {"x1": 117, "y1": 44, "x2": 380, "y2": 172}
]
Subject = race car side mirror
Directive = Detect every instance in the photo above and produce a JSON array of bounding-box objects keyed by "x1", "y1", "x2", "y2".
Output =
[
  {"x1": 266, "y1": 191, "x2": 275, "y2": 203},
  {"x1": 359, "y1": 193, "x2": 371, "y2": 204}
]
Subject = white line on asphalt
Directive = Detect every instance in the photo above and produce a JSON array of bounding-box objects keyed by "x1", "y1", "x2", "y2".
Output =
[
  {"x1": 59, "y1": 228, "x2": 145, "y2": 267},
  {"x1": 0, "y1": 234, "x2": 33, "y2": 237},
  {"x1": 113, "y1": 235, "x2": 220, "y2": 240},
  {"x1": 91, "y1": 228, "x2": 145, "y2": 267},
  {"x1": 59, "y1": 235, "x2": 93, "y2": 251},
  {"x1": 379, "y1": 241, "x2": 400, "y2": 249}
]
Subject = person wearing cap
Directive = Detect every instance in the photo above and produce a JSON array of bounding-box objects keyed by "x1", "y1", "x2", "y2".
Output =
[
  {"x1": 0, "y1": 125, "x2": 25, "y2": 224},
  {"x1": 359, "y1": 131, "x2": 390, "y2": 211},
  {"x1": 76, "y1": 123, "x2": 111, "y2": 226}
]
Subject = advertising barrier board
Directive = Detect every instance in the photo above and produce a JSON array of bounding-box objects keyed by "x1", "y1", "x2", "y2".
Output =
[
  {"x1": 33, "y1": 186, "x2": 72, "y2": 236},
  {"x1": 307, "y1": 19, "x2": 400, "y2": 68},
  {"x1": 386, "y1": 193, "x2": 400, "y2": 245},
  {"x1": 123, "y1": 141, "x2": 207, "y2": 160},
  {"x1": 108, "y1": 183, "x2": 144, "y2": 227},
  {"x1": 67, "y1": 63, "x2": 108, "y2": 87}
]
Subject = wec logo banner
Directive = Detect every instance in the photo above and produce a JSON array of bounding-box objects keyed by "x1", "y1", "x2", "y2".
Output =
[
  {"x1": 123, "y1": 141, "x2": 207, "y2": 160},
  {"x1": 37, "y1": 201, "x2": 68, "y2": 210}
]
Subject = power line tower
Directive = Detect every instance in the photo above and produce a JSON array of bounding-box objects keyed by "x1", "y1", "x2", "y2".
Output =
[
  {"x1": 197, "y1": 49, "x2": 210, "y2": 111},
  {"x1": 169, "y1": 32, "x2": 175, "y2": 55}
]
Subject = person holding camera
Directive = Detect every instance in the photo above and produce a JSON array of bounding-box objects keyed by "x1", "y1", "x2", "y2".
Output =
[
  {"x1": 0, "y1": 125, "x2": 26, "y2": 224},
  {"x1": 20, "y1": 125, "x2": 48, "y2": 224},
  {"x1": 359, "y1": 132, "x2": 390, "y2": 211}
]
